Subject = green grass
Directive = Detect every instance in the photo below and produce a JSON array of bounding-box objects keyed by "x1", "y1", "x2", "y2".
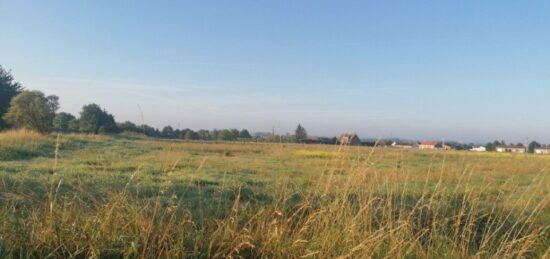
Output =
[{"x1": 0, "y1": 131, "x2": 549, "y2": 258}]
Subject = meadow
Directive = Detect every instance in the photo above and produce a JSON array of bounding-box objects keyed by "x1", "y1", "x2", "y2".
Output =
[{"x1": 0, "y1": 130, "x2": 549, "y2": 258}]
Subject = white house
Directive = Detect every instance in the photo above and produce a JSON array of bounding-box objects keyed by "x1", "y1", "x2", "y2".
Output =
[
  {"x1": 391, "y1": 141, "x2": 416, "y2": 149},
  {"x1": 470, "y1": 146, "x2": 486, "y2": 152},
  {"x1": 534, "y1": 148, "x2": 550, "y2": 155},
  {"x1": 496, "y1": 146, "x2": 526, "y2": 153}
]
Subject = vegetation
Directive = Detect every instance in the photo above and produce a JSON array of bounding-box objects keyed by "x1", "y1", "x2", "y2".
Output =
[
  {"x1": 295, "y1": 124, "x2": 307, "y2": 142},
  {"x1": 0, "y1": 65, "x2": 549, "y2": 257},
  {"x1": 0, "y1": 131, "x2": 549, "y2": 258},
  {"x1": 239, "y1": 129, "x2": 252, "y2": 139},
  {"x1": 2, "y1": 90, "x2": 59, "y2": 133},
  {"x1": 79, "y1": 103, "x2": 118, "y2": 134},
  {"x1": 0, "y1": 66, "x2": 23, "y2": 129},
  {"x1": 53, "y1": 112, "x2": 76, "y2": 133}
]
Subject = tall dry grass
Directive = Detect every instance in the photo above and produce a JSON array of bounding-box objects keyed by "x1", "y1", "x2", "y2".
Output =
[
  {"x1": 0, "y1": 129, "x2": 54, "y2": 161},
  {"x1": 0, "y1": 129, "x2": 50, "y2": 145},
  {"x1": 0, "y1": 137, "x2": 549, "y2": 258}
]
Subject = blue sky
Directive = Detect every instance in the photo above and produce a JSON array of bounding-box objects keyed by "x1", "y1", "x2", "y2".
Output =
[{"x1": 1, "y1": 1, "x2": 550, "y2": 143}]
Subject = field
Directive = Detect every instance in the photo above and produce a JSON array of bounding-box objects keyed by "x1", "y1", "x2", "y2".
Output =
[{"x1": 0, "y1": 130, "x2": 549, "y2": 258}]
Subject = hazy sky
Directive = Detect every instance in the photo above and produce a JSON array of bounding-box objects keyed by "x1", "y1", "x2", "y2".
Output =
[{"x1": 1, "y1": 1, "x2": 550, "y2": 143}]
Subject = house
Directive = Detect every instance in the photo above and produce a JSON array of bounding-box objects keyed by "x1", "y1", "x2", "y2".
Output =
[
  {"x1": 339, "y1": 133, "x2": 361, "y2": 146},
  {"x1": 419, "y1": 141, "x2": 438, "y2": 150},
  {"x1": 534, "y1": 148, "x2": 550, "y2": 155},
  {"x1": 496, "y1": 146, "x2": 526, "y2": 153},
  {"x1": 391, "y1": 141, "x2": 417, "y2": 149},
  {"x1": 470, "y1": 146, "x2": 487, "y2": 152},
  {"x1": 443, "y1": 144, "x2": 453, "y2": 151}
]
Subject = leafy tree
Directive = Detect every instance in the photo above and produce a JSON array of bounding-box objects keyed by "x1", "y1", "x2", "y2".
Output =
[
  {"x1": 53, "y1": 112, "x2": 76, "y2": 133},
  {"x1": 294, "y1": 124, "x2": 307, "y2": 142},
  {"x1": 3, "y1": 91, "x2": 58, "y2": 133},
  {"x1": 161, "y1": 126, "x2": 175, "y2": 139},
  {"x1": 230, "y1": 129, "x2": 240, "y2": 139},
  {"x1": 239, "y1": 129, "x2": 252, "y2": 139},
  {"x1": 485, "y1": 142, "x2": 496, "y2": 152},
  {"x1": 118, "y1": 121, "x2": 140, "y2": 133},
  {"x1": 184, "y1": 130, "x2": 199, "y2": 140},
  {"x1": 0, "y1": 66, "x2": 24, "y2": 129},
  {"x1": 528, "y1": 141, "x2": 541, "y2": 153},
  {"x1": 46, "y1": 95, "x2": 59, "y2": 113},
  {"x1": 140, "y1": 124, "x2": 159, "y2": 137},
  {"x1": 98, "y1": 117, "x2": 118, "y2": 133},
  {"x1": 68, "y1": 118, "x2": 80, "y2": 132},
  {"x1": 174, "y1": 129, "x2": 182, "y2": 139},
  {"x1": 197, "y1": 129, "x2": 210, "y2": 140},
  {"x1": 79, "y1": 104, "x2": 118, "y2": 134},
  {"x1": 217, "y1": 129, "x2": 235, "y2": 141},
  {"x1": 211, "y1": 129, "x2": 220, "y2": 140}
]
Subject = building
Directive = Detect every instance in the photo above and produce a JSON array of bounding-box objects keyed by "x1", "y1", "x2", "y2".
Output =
[
  {"x1": 419, "y1": 141, "x2": 438, "y2": 150},
  {"x1": 391, "y1": 141, "x2": 417, "y2": 149},
  {"x1": 470, "y1": 146, "x2": 487, "y2": 152},
  {"x1": 496, "y1": 146, "x2": 526, "y2": 153},
  {"x1": 339, "y1": 133, "x2": 361, "y2": 146},
  {"x1": 534, "y1": 148, "x2": 550, "y2": 155}
]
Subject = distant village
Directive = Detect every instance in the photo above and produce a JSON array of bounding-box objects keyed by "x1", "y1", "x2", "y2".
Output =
[{"x1": 301, "y1": 133, "x2": 550, "y2": 155}]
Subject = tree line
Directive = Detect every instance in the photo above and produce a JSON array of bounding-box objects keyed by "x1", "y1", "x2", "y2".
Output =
[
  {"x1": 0, "y1": 66, "x2": 255, "y2": 141},
  {"x1": 2, "y1": 65, "x2": 546, "y2": 149}
]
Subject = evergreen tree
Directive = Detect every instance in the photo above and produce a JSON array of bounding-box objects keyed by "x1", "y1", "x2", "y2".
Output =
[
  {"x1": 294, "y1": 124, "x2": 307, "y2": 142},
  {"x1": 0, "y1": 66, "x2": 23, "y2": 129}
]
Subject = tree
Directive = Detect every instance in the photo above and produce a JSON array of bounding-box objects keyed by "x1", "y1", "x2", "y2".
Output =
[
  {"x1": 239, "y1": 129, "x2": 252, "y2": 139},
  {"x1": 528, "y1": 141, "x2": 541, "y2": 153},
  {"x1": 197, "y1": 129, "x2": 210, "y2": 140},
  {"x1": 184, "y1": 130, "x2": 199, "y2": 140},
  {"x1": 79, "y1": 104, "x2": 118, "y2": 134},
  {"x1": 230, "y1": 128, "x2": 240, "y2": 139},
  {"x1": 161, "y1": 126, "x2": 175, "y2": 139},
  {"x1": 118, "y1": 121, "x2": 140, "y2": 133},
  {"x1": 174, "y1": 129, "x2": 182, "y2": 139},
  {"x1": 211, "y1": 129, "x2": 220, "y2": 140},
  {"x1": 140, "y1": 124, "x2": 159, "y2": 137},
  {"x1": 217, "y1": 129, "x2": 235, "y2": 141},
  {"x1": 294, "y1": 124, "x2": 307, "y2": 142},
  {"x1": 485, "y1": 142, "x2": 496, "y2": 152},
  {"x1": 53, "y1": 112, "x2": 76, "y2": 133},
  {"x1": 98, "y1": 115, "x2": 118, "y2": 133},
  {"x1": 3, "y1": 91, "x2": 58, "y2": 133},
  {"x1": 0, "y1": 66, "x2": 24, "y2": 129},
  {"x1": 68, "y1": 118, "x2": 80, "y2": 132}
]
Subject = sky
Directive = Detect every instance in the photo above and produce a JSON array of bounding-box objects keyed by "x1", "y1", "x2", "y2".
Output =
[{"x1": 1, "y1": 1, "x2": 550, "y2": 143}]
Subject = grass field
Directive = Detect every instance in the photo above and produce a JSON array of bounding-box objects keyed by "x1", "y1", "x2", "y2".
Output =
[{"x1": 0, "y1": 130, "x2": 549, "y2": 258}]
